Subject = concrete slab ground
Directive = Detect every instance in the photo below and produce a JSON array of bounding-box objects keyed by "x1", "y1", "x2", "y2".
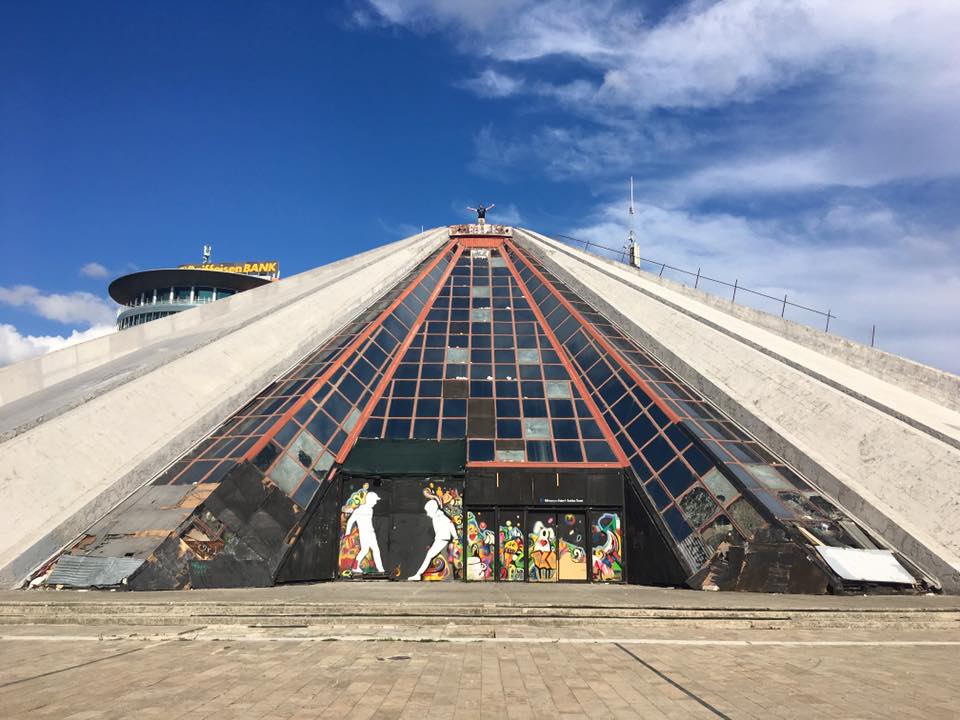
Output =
[
  {"x1": 3, "y1": 581, "x2": 960, "y2": 611},
  {"x1": 4, "y1": 636, "x2": 956, "y2": 719},
  {"x1": 1, "y1": 585, "x2": 957, "y2": 720}
]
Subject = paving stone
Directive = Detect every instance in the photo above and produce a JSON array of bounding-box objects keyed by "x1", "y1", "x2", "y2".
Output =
[{"x1": 1, "y1": 597, "x2": 958, "y2": 720}]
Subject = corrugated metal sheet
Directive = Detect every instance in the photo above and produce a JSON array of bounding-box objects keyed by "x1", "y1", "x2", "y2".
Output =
[{"x1": 47, "y1": 555, "x2": 144, "y2": 588}]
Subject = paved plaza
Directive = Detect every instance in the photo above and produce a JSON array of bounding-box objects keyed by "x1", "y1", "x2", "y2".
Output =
[{"x1": 0, "y1": 584, "x2": 957, "y2": 719}]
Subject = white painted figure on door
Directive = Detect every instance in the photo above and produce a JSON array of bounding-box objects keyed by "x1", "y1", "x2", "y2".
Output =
[
  {"x1": 345, "y1": 491, "x2": 384, "y2": 573},
  {"x1": 408, "y1": 499, "x2": 458, "y2": 580}
]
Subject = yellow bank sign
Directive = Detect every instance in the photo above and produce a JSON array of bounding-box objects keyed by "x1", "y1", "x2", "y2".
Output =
[{"x1": 178, "y1": 260, "x2": 279, "y2": 279}]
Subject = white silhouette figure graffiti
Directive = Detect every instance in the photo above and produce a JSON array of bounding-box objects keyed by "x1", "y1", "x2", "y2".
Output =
[
  {"x1": 345, "y1": 491, "x2": 384, "y2": 573},
  {"x1": 408, "y1": 499, "x2": 457, "y2": 580}
]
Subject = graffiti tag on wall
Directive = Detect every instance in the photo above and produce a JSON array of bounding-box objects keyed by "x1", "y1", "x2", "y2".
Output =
[
  {"x1": 338, "y1": 484, "x2": 385, "y2": 577},
  {"x1": 528, "y1": 516, "x2": 558, "y2": 582},
  {"x1": 408, "y1": 483, "x2": 463, "y2": 581},
  {"x1": 592, "y1": 512, "x2": 622, "y2": 581},
  {"x1": 499, "y1": 520, "x2": 525, "y2": 581},
  {"x1": 466, "y1": 511, "x2": 495, "y2": 581},
  {"x1": 558, "y1": 513, "x2": 587, "y2": 581}
]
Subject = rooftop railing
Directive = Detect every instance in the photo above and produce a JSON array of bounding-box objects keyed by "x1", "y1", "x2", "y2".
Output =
[{"x1": 554, "y1": 233, "x2": 879, "y2": 347}]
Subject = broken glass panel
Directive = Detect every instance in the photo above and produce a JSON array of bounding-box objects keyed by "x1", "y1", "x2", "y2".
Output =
[
  {"x1": 746, "y1": 464, "x2": 795, "y2": 491},
  {"x1": 700, "y1": 515, "x2": 737, "y2": 554},
  {"x1": 702, "y1": 467, "x2": 738, "y2": 506},
  {"x1": 728, "y1": 497, "x2": 767, "y2": 539},
  {"x1": 271, "y1": 453, "x2": 305, "y2": 494},
  {"x1": 678, "y1": 486, "x2": 720, "y2": 527}
]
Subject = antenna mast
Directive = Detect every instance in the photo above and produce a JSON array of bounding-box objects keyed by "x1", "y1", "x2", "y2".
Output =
[{"x1": 627, "y1": 177, "x2": 639, "y2": 268}]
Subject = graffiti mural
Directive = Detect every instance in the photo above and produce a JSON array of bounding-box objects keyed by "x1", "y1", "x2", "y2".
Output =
[
  {"x1": 591, "y1": 512, "x2": 623, "y2": 581},
  {"x1": 558, "y1": 513, "x2": 587, "y2": 581},
  {"x1": 408, "y1": 483, "x2": 462, "y2": 581},
  {"x1": 499, "y1": 514, "x2": 525, "y2": 581},
  {"x1": 528, "y1": 514, "x2": 558, "y2": 582},
  {"x1": 338, "y1": 484, "x2": 385, "y2": 577},
  {"x1": 337, "y1": 474, "x2": 623, "y2": 584},
  {"x1": 466, "y1": 511, "x2": 495, "y2": 581}
]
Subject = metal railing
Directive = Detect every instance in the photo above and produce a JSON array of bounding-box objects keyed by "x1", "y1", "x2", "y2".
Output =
[{"x1": 555, "y1": 233, "x2": 877, "y2": 344}]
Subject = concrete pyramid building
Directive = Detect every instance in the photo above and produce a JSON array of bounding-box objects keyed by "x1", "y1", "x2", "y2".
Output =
[{"x1": 2, "y1": 225, "x2": 958, "y2": 593}]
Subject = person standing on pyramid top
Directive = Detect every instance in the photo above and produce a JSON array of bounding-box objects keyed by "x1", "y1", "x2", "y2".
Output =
[{"x1": 467, "y1": 202, "x2": 495, "y2": 226}]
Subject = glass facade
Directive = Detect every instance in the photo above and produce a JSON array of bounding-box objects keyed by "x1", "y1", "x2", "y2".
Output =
[
  {"x1": 117, "y1": 284, "x2": 256, "y2": 329},
  {"x1": 118, "y1": 310, "x2": 178, "y2": 329},
  {"x1": 505, "y1": 242, "x2": 870, "y2": 571},
  {"x1": 153, "y1": 242, "x2": 458, "y2": 514},
  {"x1": 359, "y1": 248, "x2": 622, "y2": 466},
  {"x1": 56, "y1": 229, "x2": 900, "y2": 591}
]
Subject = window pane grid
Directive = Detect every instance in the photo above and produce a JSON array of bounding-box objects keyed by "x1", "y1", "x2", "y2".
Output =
[
  {"x1": 156, "y1": 244, "x2": 457, "y2": 507},
  {"x1": 507, "y1": 241, "x2": 872, "y2": 568},
  {"x1": 368, "y1": 249, "x2": 620, "y2": 464}
]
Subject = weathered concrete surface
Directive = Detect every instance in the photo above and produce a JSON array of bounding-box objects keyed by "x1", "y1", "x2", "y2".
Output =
[
  {"x1": 616, "y1": 255, "x2": 960, "y2": 413},
  {"x1": 2, "y1": 582, "x2": 958, "y2": 635},
  {"x1": 515, "y1": 229, "x2": 960, "y2": 592},
  {"x1": 3, "y1": 580, "x2": 957, "y2": 615},
  {"x1": 3, "y1": 633, "x2": 957, "y2": 719},
  {"x1": 0, "y1": 229, "x2": 448, "y2": 587},
  {"x1": 1, "y1": 586, "x2": 957, "y2": 718}
]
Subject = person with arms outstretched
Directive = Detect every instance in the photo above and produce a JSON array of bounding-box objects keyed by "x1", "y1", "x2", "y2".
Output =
[{"x1": 467, "y1": 202, "x2": 495, "y2": 225}]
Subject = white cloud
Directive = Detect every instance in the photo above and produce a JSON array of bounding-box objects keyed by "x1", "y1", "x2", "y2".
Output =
[
  {"x1": 567, "y1": 200, "x2": 960, "y2": 373},
  {"x1": 363, "y1": 1, "x2": 960, "y2": 373},
  {"x1": 367, "y1": 0, "x2": 530, "y2": 32},
  {"x1": 473, "y1": 123, "x2": 672, "y2": 181},
  {"x1": 0, "y1": 323, "x2": 115, "y2": 367},
  {"x1": 377, "y1": 217, "x2": 424, "y2": 238},
  {"x1": 460, "y1": 69, "x2": 524, "y2": 98},
  {"x1": 372, "y1": 1, "x2": 960, "y2": 190},
  {"x1": 0, "y1": 285, "x2": 118, "y2": 326},
  {"x1": 375, "y1": 1, "x2": 960, "y2": 111},
  {"x1": 79, "y1": 262, "x2": 109, "y2": 279},
  {"x1": 488, "y1": 202, "x2": 523, "y2": 225}
]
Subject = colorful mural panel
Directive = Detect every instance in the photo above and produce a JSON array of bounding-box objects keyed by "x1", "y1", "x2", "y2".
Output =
[
  {"x1": 466, "y1": 510, "x2": 495, "y2": 581},
  {"x1": 528, "y1": 513, "x2": 558, "y2": 582},
  {"x1": 408, "y1": 483, "x2": 463, "y2": 581},
  {"x1": 558, "y1": 513, "x2": 587, "y2": 581},
  {"x1": 338, "y1": 483, "x2": 385, "y2": 577},
  {"x1": 591, "y1": 512, "x2": 623, "y2": 582},
  {"x1": 499, "y1": 513, "x2": 525, "y2": 581}
]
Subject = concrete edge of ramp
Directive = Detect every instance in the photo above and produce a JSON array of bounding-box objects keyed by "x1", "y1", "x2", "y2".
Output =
[
  {"x1": 0, "y1": 229, "x2": 448, "y2": 587},
  {"x1": 512, "y1": 229, "x2": 960, "y2": 592}
]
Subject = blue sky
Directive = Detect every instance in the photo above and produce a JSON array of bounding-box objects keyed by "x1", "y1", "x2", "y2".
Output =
[{"x1": 1, "y1": 1, "x2": 958, "y2": 372}]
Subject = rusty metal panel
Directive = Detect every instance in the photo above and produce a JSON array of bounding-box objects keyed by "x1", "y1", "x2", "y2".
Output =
[{"x1": 47, "y1": 555, "x2": 144, "y2": 588}]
